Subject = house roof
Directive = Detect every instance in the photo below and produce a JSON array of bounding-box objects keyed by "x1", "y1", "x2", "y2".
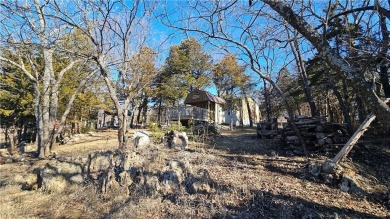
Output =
[{"x1": 184, "y1": 90, "x2": 225, "y2": 105}]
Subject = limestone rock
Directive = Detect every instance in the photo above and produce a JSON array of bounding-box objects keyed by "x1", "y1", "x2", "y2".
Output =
[
  {"x1": 308, "y1": 162, "x2": 321, "y2": 177},
  {"x1": 321, "y1": 173, "x2": 334, "y2": 184},
  {"x1": 123, "y1": 151, "x2": 143, "y2": 170},
  {"x1": 132, "y1": 131, "x2": 150, "y2": 148},
  {"x1": 160, "y1": 160, "x2": 187, "y2": 194},
  {"x1": 186, "y1": 168, "x2": 212, "y2": 194},
  {"x1": 322, "y1": 159, "x2": 337, "y2": 174},
  {"x1": 165, "y1": 131, "x2": 189, "y2": 149},
  {"x1": 40, "y1": 160, "x2": 84, "y2": 192},
  {"x1": 144, "y1": 175, "x2": 161, "y2": 196},
  {"x1": 41, "y1": 175, "x2": 69, "y2": 193}
]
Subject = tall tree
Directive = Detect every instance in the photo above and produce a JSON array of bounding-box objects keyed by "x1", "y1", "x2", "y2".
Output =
[
  {"x1": 160, "y1": 38, "x2": 212, "y2": 105},
  {"x1": 0, "y1": 1, "x2": 95, "y2": 157},
  {"x1": 212, "y1": 54, "x2": 248, "y2": 128}
]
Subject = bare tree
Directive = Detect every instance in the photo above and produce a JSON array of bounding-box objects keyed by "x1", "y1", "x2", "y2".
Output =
[
  {"x1": 51, "y1": 0, "x2": 157, "y2": 149},
  {"x1": 0, "y1": 1, "x2": 96, "y2": 157},
  {"x1": 262, "y1": 0, "x2": 390, "y2": 122}
]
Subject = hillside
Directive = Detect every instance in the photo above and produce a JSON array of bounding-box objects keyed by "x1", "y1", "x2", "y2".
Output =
[{"x1": 0, "y1": 128, "x2": 389, "y2": 218}]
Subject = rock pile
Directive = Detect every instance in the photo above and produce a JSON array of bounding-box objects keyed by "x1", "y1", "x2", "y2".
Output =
[
  {"x1": 282, "y1": 116, "x2": 350, "y2": 151},
  {"x1": 308, "y1": 160, "x2": 369, "y2": 198},
  {"x1": 34, "y1": 149, "x2": 212, "y2": 198}
]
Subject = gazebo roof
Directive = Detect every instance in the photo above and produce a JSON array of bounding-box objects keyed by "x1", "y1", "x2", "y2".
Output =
[{"x1": 184, "y1": 90, "x2": 225, "y2": 105}]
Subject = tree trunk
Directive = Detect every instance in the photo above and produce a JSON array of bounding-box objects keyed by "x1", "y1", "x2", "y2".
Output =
[
  {"x1": 157, "y1": 95, "x2": 163, "y2": 124},
  {"x1": 288, "y1": 29, "x2": 317, "y2": 117},
  {"x1": 378, "y1": 2, "x2": 390, "y2": 97},
  {"x1": 379, "y1": 65, "x2": 390, "y2": 97},
  {"x1": 130, "y1": 111, "x2": 135, "y2": 128},
  {"x1": 9, "y1": 128, "x2": 17, "y2": 155},
  {"x1": 142, "y1": 96, "x2": 149, "y2": 125},
  {"x1": 329, "y1": 79, "x2": 353, "y2": 134},
  {"x1": 118, "y1": 111, "x2": 128, "y2": 150},
  {"x1": 38, "y1": 49, "x2": 54, "y2": 158},
  {"x1": 263, "y1": 79, "x2": 272, "y2": 120},
  {"x1": 136, "y1": 102, "x2": 142, "y2": 125},
  {"x1": 356, "y1": 97, "x2": 367, "y2": 123}
]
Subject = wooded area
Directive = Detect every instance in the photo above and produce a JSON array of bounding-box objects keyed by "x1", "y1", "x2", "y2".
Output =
[{"x1": 0, "y1": 1, "x2": 389, "y2": 218}]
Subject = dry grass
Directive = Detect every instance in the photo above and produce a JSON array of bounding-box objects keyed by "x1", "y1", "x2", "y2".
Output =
[{"x1": 0, "y1": 128, "x2": 389, "y2": 218}]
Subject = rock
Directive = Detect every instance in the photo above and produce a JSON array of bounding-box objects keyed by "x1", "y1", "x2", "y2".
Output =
[
  {"x1": 98, "y1": 169, "x2": 120, "y2": 193},
  {"x1": 122, "y1": 151, "x2": 144, "y2": 170},
  {"x1": 40, "y1": 160, "x2": 85, "y2": 192},
  {"x1": 88, "y1": 151, "x2": 113, "y2": 179},
  {"x1": 119, "y1": 171, "x2": 133, "y2": 187},
  {"x1": 71, "y1": 136, "x2": 81, "y2": 142},
  {"x1": 41, "y1": 175, "x2": 69, "y2": 193},
  {"x1": 340, "y1": 179, "x2": 350, "y2": 192},
  {"x1": 70, "y1": 174, "x2": 84, "y2": 184},
  {"x1": 322, "y1": 159, "x2": 337, "y2": 174},
  {"x1": 339, "y1": 173, "x2": 366, "y2": 197},
  {"x1": 321, "y1": 173, "x2": 334, "y2": 184},
  {"x1": 19, "y1": 173, "x2": 39, "y2": 191},
  {"x1": 132, "y1": 131, "x2": 150, "y2": 148},
  {"x1": 178, "y1": 132, "x2": 189, "y2": 149},
  {"x1": 165, "y1": 131, "x2": 189, "y2": 149},
  {"x1": 160, "y1": 160, "x2": 187, "y2": 194},
  {"x1": 62, "y1": 137, "x2": 71, "y2": 144},
  {"x1": 308, "y1": 162, "x2": 321, "y2": 177},
  {"x1": 186, "y1": 168, "x2": 212, "y2": 194},
  {"x1": 5, "y1": 158, "x2": 14, "y2": 163},
  {"x1": 0, "y1": 149, "x2": 11, "y2": 157},
  {"x1": 144, "y1": 175, "x2": 161, "y2": 196},
  {"x1": 187, "y1": 180, "x2": 211, "y2": 194}
]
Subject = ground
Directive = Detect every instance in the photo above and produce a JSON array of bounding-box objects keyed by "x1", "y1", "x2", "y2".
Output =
[{"x1": 0, "y1": 128, "x2": 389, "y2": 218}]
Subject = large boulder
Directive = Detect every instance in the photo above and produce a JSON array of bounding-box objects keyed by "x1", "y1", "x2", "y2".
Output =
[
  {"x1": 132, "y1": 131, "x2": 150, "y2": 148},
  {"x1": 86, "y1": 150, "x2": 126, "y2": 193},
  {"x1": 40, "y1": 160, "x2": 84, "y2": 192}
]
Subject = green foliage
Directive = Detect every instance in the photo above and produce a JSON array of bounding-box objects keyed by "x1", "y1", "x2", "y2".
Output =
[
  {"x1": 148, "y1": 122, "x2": 164, "y2": 143},
  {"x1": 81, "y1": 125, "x2": 95, "y2": 134},
  {"x1": 212, "y1": 54, "x2": 247, "y2": 98},
  {"x1": 158, "y1": 38, "x2": 212, "y2": 106},
  {"x1": 0, "y1": 50, "x2": 35, "y2": 128},
  {"x1": 166, "y1": 122, "x2": 188, "y2": 132}
]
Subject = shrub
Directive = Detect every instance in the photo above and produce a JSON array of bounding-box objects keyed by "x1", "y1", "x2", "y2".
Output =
[
  {"x1": 148, "y1": 123, "x2": 164, "y2": 143},
  {"x1": 81, "y1": 125, "x2": 95, "y2": 134}
]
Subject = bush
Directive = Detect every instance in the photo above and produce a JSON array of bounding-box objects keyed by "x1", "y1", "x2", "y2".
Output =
[
  {"x1": 148, "y1": 123, "x2": 164, "y2": 143},
  {"x1": 166, "y1": 121, "x2": 188, "y2": 132},
  {"x1": 81, "y1": 125, "x2": 95, "y2": 134}
]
